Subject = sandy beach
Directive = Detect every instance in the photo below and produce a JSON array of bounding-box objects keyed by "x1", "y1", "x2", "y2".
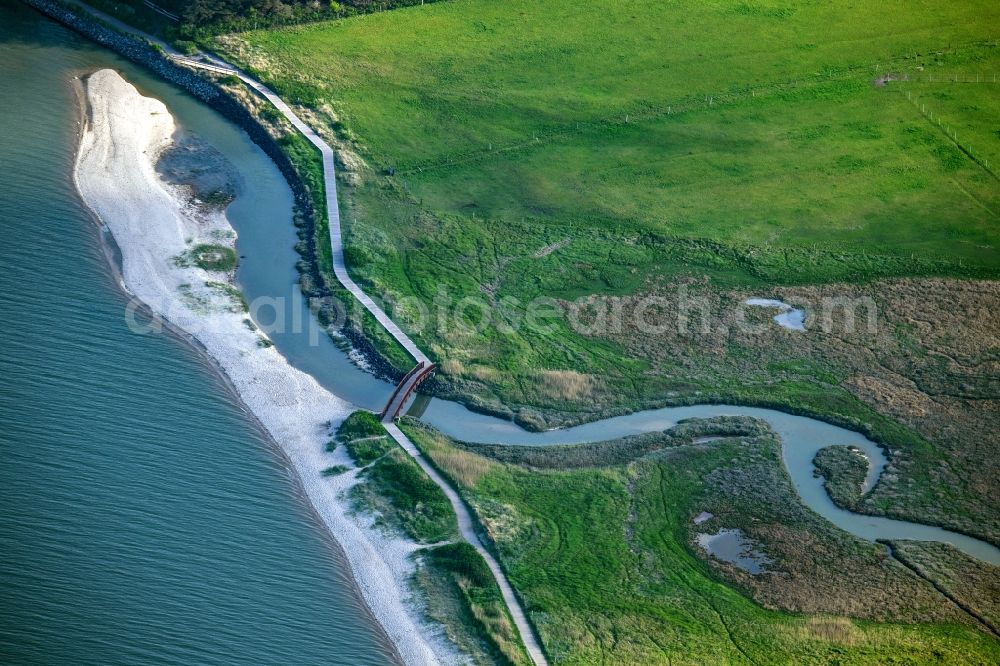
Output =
[{"x1": 73, "y1": 68, "x2": 457, "y2": 665}]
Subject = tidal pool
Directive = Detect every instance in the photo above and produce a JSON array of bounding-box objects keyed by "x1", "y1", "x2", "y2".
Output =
[{"x1": 696, "y1": 528, "x2": 773, "y2": 573}]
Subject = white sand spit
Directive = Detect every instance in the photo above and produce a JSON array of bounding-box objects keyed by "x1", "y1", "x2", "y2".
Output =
[{"x1": 74, "y1": 68, "x2": 459, "y2": 665}]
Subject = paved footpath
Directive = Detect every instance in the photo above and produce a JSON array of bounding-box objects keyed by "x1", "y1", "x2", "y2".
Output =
[
  {"x1": 64, "y1": 0, "x2": 429, "y2": 366},
  {"x1": 175, "y1": 55, "x2": 432, "y2": 366},
  {"x1": 57, "y1": 2, "x2": 545, "y2": 662},
  {"x1": 177, "y1": 54, "x2": 546, "y2": 660},
  {"x1": 213, "y1": 58, "x2": 545, "y2": 661},
  {"x1": 227, "y1": 62, "x2": 546, "y2": 658},
  {"x1": 172, "y1": 55, "x2": 543, "y2": 661},
  {"x1": 385, "y1": 423, "x2": 549, "y2": 666}
]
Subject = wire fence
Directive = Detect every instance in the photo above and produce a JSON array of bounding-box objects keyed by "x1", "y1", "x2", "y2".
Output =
[
  {"x1": 902, "y1": 89, "x2": 999, "y2": 183},
  {"x1": 391, "y1": 40, "x2": 1000, "y2": 179}
]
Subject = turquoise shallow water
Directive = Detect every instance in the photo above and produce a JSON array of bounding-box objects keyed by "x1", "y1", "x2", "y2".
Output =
[{"x1": 0, "y1": 4, "x2": 395, "y2": 664}]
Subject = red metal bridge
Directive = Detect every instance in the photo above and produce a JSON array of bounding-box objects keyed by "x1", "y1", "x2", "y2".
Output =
[{"x1": 380, "y1": 362, "x2": 437, "y2": 422}]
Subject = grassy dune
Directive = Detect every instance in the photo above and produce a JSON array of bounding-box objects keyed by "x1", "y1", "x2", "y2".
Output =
[
  {"x1": 334, "y1": 412, "x2": 528, "y2": 661},
  {"x1": 336, "y1": 411, "x2": 459, "y2": 542}
]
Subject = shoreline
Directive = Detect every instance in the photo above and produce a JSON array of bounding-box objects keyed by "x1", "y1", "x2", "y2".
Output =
[
  {"x1": 26, "y1": 1, "x2": 1000, "y2": 555},
  {"x1": 72, "y1": 68, "x2": 460, "y2": 666},
  {"x1": 24, "y1": 0, "x2": 403, "y2": 384}
]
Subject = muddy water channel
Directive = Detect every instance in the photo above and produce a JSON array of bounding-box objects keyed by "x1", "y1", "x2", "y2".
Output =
[
  {"x1": 225, "y1": 113, "x2": 1000, "y2": 567},
  {"x1": 418, "y1": 402, "x2": 1000, "y2": 565},
  {"x1": 34, "y1": 1, "x2": 995, "y2": 576},
  {"x1": 235, "y1": 189, "x2": 1000, "y2": 568}
]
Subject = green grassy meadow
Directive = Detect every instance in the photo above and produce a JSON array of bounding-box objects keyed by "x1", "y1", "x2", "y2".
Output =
[
  {"x1": 216, "y1": 2, "x2": 1000, "y2": 406},
  {"x1": 222, "y1": 0, "x2": 1000, "y2": 277},
  {"x1": 204, "y1": 4, "x2": 1000, "y2": 659},
  {"x1": 402, "y1": 419, "x2": 1000, "y2": 664}
]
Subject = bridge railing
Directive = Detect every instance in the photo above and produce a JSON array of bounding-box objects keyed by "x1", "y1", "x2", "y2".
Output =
[{"x1": 380, "y1": 363, "x2": 436, "y2": 422}]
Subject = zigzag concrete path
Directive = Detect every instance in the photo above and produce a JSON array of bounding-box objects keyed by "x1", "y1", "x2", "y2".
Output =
[
  {"x1": 56, "y1": 2, "x2": 545, "y2": 662},
  {"x1": 171, "y1": 55, "x2": 546, "y2": 664},
  {"x1": 192, "y1": 54, "x2": 546, "y2": 662},
  {"x1": 171, "y1": 52, "x2": 431, "y2": 366}
]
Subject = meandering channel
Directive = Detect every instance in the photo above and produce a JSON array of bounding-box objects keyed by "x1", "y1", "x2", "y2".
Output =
[
  {"x1": 42, "y1": 4, "x2": 1000, "y2": 665},
  {"x1": 170, "y1": 39, "x2": 1000, "y2": 574},
  {"x1": 154, "y1": 6, "x2": 1000, "y2": 571}
]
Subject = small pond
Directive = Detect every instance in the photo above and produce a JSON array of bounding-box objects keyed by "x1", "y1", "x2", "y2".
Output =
[
  {"x1": 745, "y1": 298, "x2": 806, "y2": 331},
  {"x1": 697, "y1": 528, "x2": 773, "y2": 573}
]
